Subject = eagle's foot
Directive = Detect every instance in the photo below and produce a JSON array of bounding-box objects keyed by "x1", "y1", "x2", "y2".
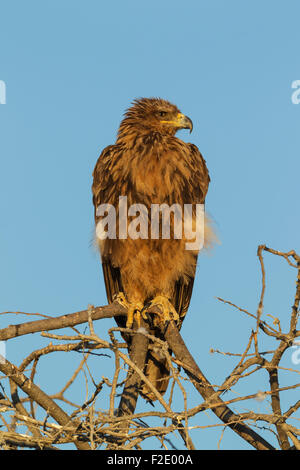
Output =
[
  {"x1": 147, "y1": 295, "x2": 179, "y2": 327},
  {"x1": 113, "y1": 293, "x2": 145, "y2": 328}
]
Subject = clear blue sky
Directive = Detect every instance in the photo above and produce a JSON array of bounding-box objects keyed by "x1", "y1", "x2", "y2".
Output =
[{"x1": 0, "y1": 0, "x2": 299, "y2": 450}]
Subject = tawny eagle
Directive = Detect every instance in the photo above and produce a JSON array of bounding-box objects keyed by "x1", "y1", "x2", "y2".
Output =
[{"x1": 92, "y1": 97, "x2": 211, "y2": 400}]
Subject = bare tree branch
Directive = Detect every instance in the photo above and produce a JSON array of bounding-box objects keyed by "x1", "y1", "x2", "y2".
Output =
[{"x1": 0, "y1": 245, "x2": 299, "y2": 450}]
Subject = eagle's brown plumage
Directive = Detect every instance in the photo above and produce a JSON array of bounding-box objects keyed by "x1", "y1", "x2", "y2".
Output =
[{"x1": 92, "y1": 97, "x2": 210, "y2": 401}]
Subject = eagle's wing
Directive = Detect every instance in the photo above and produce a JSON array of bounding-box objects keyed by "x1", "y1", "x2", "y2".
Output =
[
  {"x1": 173, "y1": 275, "x2": 195, "y2": 326},
  {"x1": 171, "y1": 143, "x2": 210, "y2": 330},
  {"x1": 92, "y1": 145, "x2": 124, "y2": 311}
]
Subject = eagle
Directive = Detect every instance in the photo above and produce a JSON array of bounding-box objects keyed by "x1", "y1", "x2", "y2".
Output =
[{"x1": 92, "y1": 97, "x2": 211, "y2": 401}]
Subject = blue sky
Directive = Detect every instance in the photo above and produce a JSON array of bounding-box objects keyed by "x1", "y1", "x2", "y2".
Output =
[{"x1": 0, "y1": 0, "x2": 299, "y2": 450}]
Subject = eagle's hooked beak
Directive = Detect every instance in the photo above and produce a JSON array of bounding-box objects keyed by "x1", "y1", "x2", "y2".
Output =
[
  {"x1": 160, "y1": 112, "x2": 193, "y2": 133},
  {"x1": 176, "y1": 113, "x2": 193, "y2": 133}
]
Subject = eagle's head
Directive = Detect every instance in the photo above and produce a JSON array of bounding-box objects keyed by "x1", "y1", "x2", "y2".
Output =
[{"x1": 117, "y1": 97, "x2": 193, "y2": 141}]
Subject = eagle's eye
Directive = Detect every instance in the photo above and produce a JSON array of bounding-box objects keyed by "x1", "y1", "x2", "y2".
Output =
[{"x1": 158, "y1": 111, "x2": 167, "y2": 117}]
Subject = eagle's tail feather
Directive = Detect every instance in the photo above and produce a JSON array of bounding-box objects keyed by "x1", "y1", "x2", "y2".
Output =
[{"x1": 140, "y1": 349, "x2": 170, "y2": 401}]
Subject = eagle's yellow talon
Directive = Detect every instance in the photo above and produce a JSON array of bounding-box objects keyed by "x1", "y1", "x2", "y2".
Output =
[
  {"x1": 113, "y1": 293, "x2": 143, "y2": 328},
  {"x1": 148, "y1": 295, "x2": 179, "y2": 325}
]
